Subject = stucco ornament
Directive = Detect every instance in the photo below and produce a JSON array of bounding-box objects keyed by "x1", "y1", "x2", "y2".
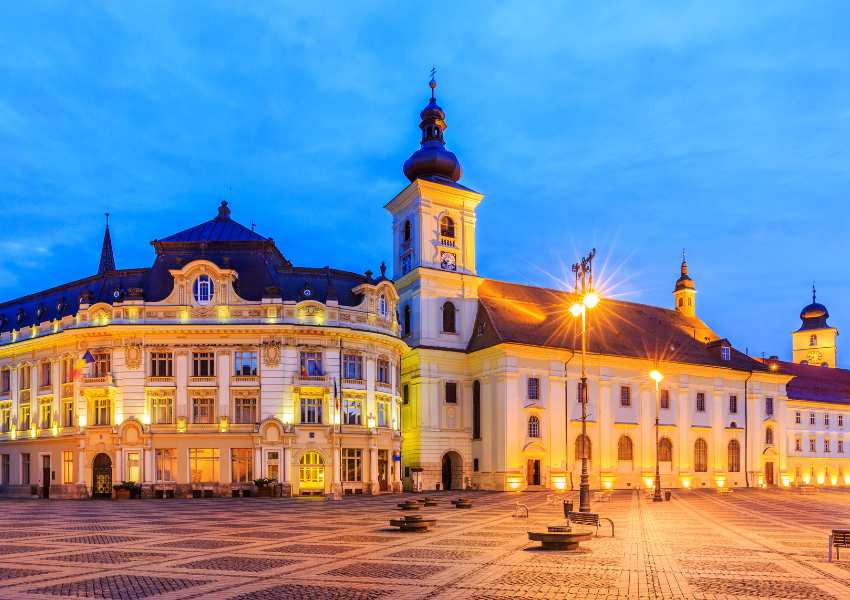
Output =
[
  {"x1": 124, "y1": 343, "x2": 142, "y2": 370},
  {"x1": 263, "y1": 338, "x2": 282, "y2": 367}
]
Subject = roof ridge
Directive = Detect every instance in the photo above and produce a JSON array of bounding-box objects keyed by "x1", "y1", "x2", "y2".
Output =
[{"x1": 0, "y1": 268, "x2": 149, "y2": 308}]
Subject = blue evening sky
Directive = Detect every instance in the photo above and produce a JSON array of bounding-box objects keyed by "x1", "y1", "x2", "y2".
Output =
[{"x1": 1, "y1": 2, "x2": 849, "y2": 364}]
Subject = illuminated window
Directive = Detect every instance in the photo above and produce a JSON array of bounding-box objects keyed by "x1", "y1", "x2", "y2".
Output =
[
  {"x1": 0, "y1": 403, "x2": 10, "y2": 432},
  {"x1": 150, "y1": 395, "x2": 173, "y2": 425},
  {"x1": 92, "y1": 353, "x2": 111, "y2": 378},
  {"x1": 192, "y1": 397, "x2": 215, "y2": 424},
  {"x1": 189, "y1": 448, "x2": 220, "y2": 483},
  {"x1": 694, "y1": 439, "x2": 708, "y2": 472},
  {"x1": 721, "y1": 346, "x2": 731, "y2": 361},
  {"x1": 193, "y1": 275, "x2": 214, "y2": 305},
  {"x1": 155, "y1": 448, "x2": 176, "y2": 482},
  {"x1": 231, "y1": 448, "x2": 253, "y2": 483},
  {"x1": 618, "y1": 435, "x2": 633, "y2": 461},
  {"x1": 300, "y1": 397, "x2": 322, "y2": 424},
  {"x1": 233, "y1": 396, "x2": 257, "y2": 424},
  {"x1": 528, "y1": 415, "x2": 540, "y2": 438},
  {"x1": 341, "y1": 448, "x2": 362, "y2": 482},
  {"x1": 38, "y1": 398, "x2": 52, "y2": 429},
  {"x1": 378, "y1": 294, "x2": 388, "y2": 318},
  {"x1": 266, "y1": 451, "x2": 280, "y2": 480},
  {"x1": 126, "y1": 451, "x2": 141, "y2": 483},
  {"x1": 62, "y1": 395, "x2": 74, "y2": 428},
  {"x1": 728, "y1": 439, "x2": 741, "y2": 472},
  {"x1": 527, "y1": 377, "x2": 540, "y2": 400},
  {"x1": 439, "y1": 215, "x2": 455, "y2": 238},
  {"x1": 377, "y1": 399, "x2": 389, "y2": 427},
  {"x1": 19, "y1": 404, "x2": 31, "y2": 430},
  {"x1": 342, "y1": 396, "x2": 362, "y2": 425},
  {"x1": 62, "y1": 451, "x2": 74, "y2": 484},
  {"x1": 299, "y1": 351, "x2": 322, "y2": 378}
]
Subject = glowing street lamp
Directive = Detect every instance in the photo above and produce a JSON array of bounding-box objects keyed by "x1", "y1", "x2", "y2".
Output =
[
  {"x1": 650, "y1": 368, "x2": 664, "y2": 502},
  {"x1": 570, "y1": 248, "x2": 598, "y2": 513}
]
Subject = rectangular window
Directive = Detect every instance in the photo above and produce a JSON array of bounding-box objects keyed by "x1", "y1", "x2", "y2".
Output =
[
  {"x1": 527, "y1": 377, "x2": 540, "y2": 400},
  {"x1": 155, "y1": 448, "x2": 177, "y2": 482},
  {"x1": 659, "y1": 389, "x2": 670, "y2": 409},
  {"x1": 342, "y1": 396, "x2": 362, "y2": 425},
  {"x1": 92, "y1": 353, "x2": 111, "y2": 378},
  {"x1": 21, "y1": 453, "x2": 30, "y2": 485},
  {"x1": 192, "y1": 397, "x2": 215, "y2": 424},
  {"x1": 809, "y1": 438, "x2": 816, "y2": 452},
  {"x1": 342, "y1": 354, "x2": 363, "y2": 381},
  {"x1": 445, "y1": 382, "x2": 457, "y2": 404},
  {"x1": 19, "y1": 404, "x2": 31, "y2": 431},
  {"x1": 93, "y1": 397, "x2": 111, "y2": 426},
  {"x1": 377, "y1": 399, "x2": 389, "y2": 427},
  {"x1": 39, "y1": 399, "x2": 52, "y2": 429},
  {"x1": 577, "y1": 381, "x2": 585, "y2": 404},
  {"x1": 0, "y1": 403, "x2": 9, "y2": 432},
  {"x1": 729, "y1": 395, "x2": 738, "y2": 414},
  {"x1": 341, "y1": 448, "x2": 362, "y2": 482},
  {"x1": 192, "y1": 352, "x2": 215, "y2": 377},
  {"x1": 300, "y1": 397, "x2": 322, "y2": 424},
  {"x1": 765, "y1": 397, "x2": 774, "y2": 416},
  {"x1": 825, "y1": 439, "x2": 831, "y2": 453},
  {"x1": 795, "y1": 438, "x2": 802, "y2": 452},
  {"x1": 62, "y1": 357, "x2": 73, "y2": 384},
  {"x1": 402, "y1": 384, "x2": 409, "y2": 405},
  {"x1": 0, "y1": 368, "x2": 10, "y2": 394},
  {"x1": 810, "y1": 412, "x2": 816, "y2": 425},
  {"x1": 826, "y1": 414, "x2": 831, "y2": 427},
  {"x1": 233, "y1": 396, "x2": 257, "y2": 424},
  {"x1": 126, "y1": 451, "x2": 141, "y2": 483},
  {"x1": 841, "y1": 415, "x2": 845, "y2": 427},
  {"x1": 696, "y1": 392, "x2": 706, "y2": 413},
  {"x1": 721, "y1": 346, "x2": 731, "y2": 361},
  {"x1": 840, "y1": 440, "x2": 845, "y2": 454},
  {"x1": 795, "y1": 411, "x2": 801, "y2": 424},
  {"x1": 0, "y1": 454, "x2": 8, "y2": 485},
  {"x1": 473, "y1": 458, "x2": 479, "y2": 472},
  {"x1": 62, "y1": 451, "x2": 74, "y2": 484},
  {"x1": 19, "y1": 365, "x2": 32, "y2": 390},
  {"x1": 62, "y1": 397, "x2": 74, "y2": 428},
  {"x1": 150, "y1": 395, "x2": 174, "y2": 425},
  {"x1": 377, "y1": 359, "x2": 390, "y2": 384},
  {"x1": 234, "y1": 351, "x2": 258, "y2": 376},
  {"x1": 231, "y1": 448, "x2": 253, "y2": 483},
  {"x1": 189, "y1": 448, "x2": 220, "y2": 483},
  {"x1": 267, "y1": 451, "x2": 280, "y2": 481},
  {"x1": 620, "y1": 386, "x2": 631, "y2": 407},
  {"x1": 40, "y1": 361, "x2": 51, "y2": 387},
  {"x1": 299, "y1": 351, "x2": 323, "y2": 378}
]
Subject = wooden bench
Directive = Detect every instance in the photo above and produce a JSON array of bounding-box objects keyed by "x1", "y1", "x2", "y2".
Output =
[
  {"x1": 567, "y1": 511, "x2": 614, "y2": 537},
  {"x1": 829, "y1": 529, "x2": 850, "y2": 561}
]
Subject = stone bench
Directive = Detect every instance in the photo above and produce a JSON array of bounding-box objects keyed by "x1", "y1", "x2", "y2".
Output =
[
  {"x1": 528, "y1": 525, "x2": 593, "y2": 551},
  {"x1": 421, "y1": 497, "x2": 439, "y2": 507},
  {"x1": 397, "y1": 500, "x2": 421, "y2": 510},
  {"x1": 390, "y1": 515, "x2": 437, "y2": 532},
  {"x1": 451, "y1": 498, "x2": 473, "y2": 509}
]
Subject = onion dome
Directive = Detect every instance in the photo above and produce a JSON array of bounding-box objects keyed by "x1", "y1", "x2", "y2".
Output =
[
  {"x1": 402, "y1": 74, "x2": 462, "y2": 183},
  {"x1": 674, "y1": 250, "x2": 694, "y2": 291},
  {"x1": 798, "y1": 283, "x2": 830, "y2": 330}
]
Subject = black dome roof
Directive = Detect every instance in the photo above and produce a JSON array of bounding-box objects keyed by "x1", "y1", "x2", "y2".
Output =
[
  {"x1": 402, "y1": 79, "x2": 462, "y2": 183},
  {"x1": 798, "y1": 285, "x2": 831, "y2": 331}
]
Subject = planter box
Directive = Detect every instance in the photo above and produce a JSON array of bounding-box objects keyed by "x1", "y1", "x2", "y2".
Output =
[
  {"x1": 255, "y1": 486, "x2": 274, "y2": 498},
  {"x1": 114, "y1": 489, "x2": 131, "y2": 500}
]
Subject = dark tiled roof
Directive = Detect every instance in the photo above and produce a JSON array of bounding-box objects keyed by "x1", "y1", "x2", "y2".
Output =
[
  {"x1": 756, "y1": 358, "x2": 850, "y2": 405},
  {"x1": 157, "y1": 217, "x2": 268, "y2": 243},
  {"x1": 467, "y1": 279, "x2": 766, "y2": 372}
]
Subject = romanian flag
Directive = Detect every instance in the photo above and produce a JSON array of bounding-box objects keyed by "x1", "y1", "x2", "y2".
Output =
[{"x1": 72, "y1": 351, "x2": 95, "y2": 381}]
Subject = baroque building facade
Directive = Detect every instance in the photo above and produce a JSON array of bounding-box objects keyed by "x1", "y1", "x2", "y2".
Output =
[
  {"x1": 0, "y1": 203, "x2": 405, "y2": 498},
  {"x1": 391, "y1": 78, "x2": 850, "y2": 493}
]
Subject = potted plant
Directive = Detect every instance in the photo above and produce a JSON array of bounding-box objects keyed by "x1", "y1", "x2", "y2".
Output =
[
  {"x1": 253, "y1": 477, "x2": 277, "y2": 497},
  {"x1": 113, "y1": 481, "x2": 141, "y2": 500}
]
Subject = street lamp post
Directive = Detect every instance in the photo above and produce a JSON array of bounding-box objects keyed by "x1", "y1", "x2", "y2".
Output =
[
  {"x1": 570, "y1": 249, "x2": 598, "y2": 513},
  {"x1": 650, "y1": 369, "x2": 664, "y2": 502}
]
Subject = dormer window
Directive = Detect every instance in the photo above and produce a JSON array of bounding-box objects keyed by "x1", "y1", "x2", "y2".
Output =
[
  {"x1": 193, "y1": 275, "x2": 214, "y2": 305},
  {"x1": 378, "y1": 294, "x2": 388, "y2": 319},
  {"x1": 439, "y1": 215, "x2": 455, "y2": 239},
  {"x1": 721, "y1": 346, "x2": 731, "y2": 361}
]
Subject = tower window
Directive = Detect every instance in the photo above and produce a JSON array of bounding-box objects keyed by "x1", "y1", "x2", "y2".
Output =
[
  {"x1": 678, "y1": 298, "x2": 683, "y2": 307},
  {"x1": 729, "y1": 395, "x2": 737, "y2": 414},
  {"x1": 403, "y1": 305, "x2": 411, "y2": 337},
  {"x1": 403, "y1": 219, "x2": 412, "y2": 243},
  {"x1": 441, "y1": 302, "x2": 457, "y2": 333},
  {"x1": 688, "y1": 298, "x2": 692, "y2": 306},
  {"x1": 439, "y1": 216, "x2": 455, "y2": 239},
  {"x1": 527, "y1": 416, "x2": 540, "y2": 438},
  {"x1": 765, "y1": 426, "x2": 773, "y2": 445},
  {"x1": 810, "y1": 334, "x2": 817, "y2": 347}
]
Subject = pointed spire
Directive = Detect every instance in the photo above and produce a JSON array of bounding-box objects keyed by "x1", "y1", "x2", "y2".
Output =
[
  {"x1": 812, "y1": 281, "x2": 817, "y2": 303},
  {"x1": 674, "y1": 249, "x2": 694, "y2": 291},
  {"x1": 98, "y1": 212, "x2": 116, "y2": 274},
  {"x1": 680, "y1": 248, "x2": 688, "y2": 276}
]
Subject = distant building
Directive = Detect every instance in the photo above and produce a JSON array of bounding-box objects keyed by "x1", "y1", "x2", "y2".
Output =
[{"x1": 0, "y1": 203, "x2": 404, "y2": 498}]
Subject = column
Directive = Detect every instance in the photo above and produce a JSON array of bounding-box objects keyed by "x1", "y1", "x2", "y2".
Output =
[
  {"x1": 77, "y1": 448, "x2": 86, "y2": 485},
  {"x1": 283, "y1": 446, "x2": 292, "y2": 483},
  {"x1": 52, "y1": 360, "x2": 61, "y2": 425},
  {"x1": 677, "y1": 380, "x2": 690, "y2": 474},
  {"x1": 597, "y1": 378, "x2": 612, "y2": 472},
  {"x1": 143, "y1": 449, "x2": 153, "y2": 484},
  {"x1": 218, "y1": 351, "x2": 231, "y2": 419},
  {"x1": 254, "y1": 447, "x2": 262, "y2": 481},
  {"x1": 175, "y1": 351, "x2": 189, "y2": 419},
  {"x1": 712, "y1": 388, "x2": 724, "y2": 474},
  {"x1": 369, "y1": 446, "x2": 378, "y2": 493},
  {"x1": 9, "y1": 365, "x2": 17, "y2": 425}
]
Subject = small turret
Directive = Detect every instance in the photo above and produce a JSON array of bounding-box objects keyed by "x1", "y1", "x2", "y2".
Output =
[{"x1": 673, "y1": 250, "x2": 696, "y2": 317}]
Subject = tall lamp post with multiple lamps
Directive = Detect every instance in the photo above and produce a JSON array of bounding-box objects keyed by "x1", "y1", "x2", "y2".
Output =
[
  {"x1": 650, "y1": 368, "x2": 664, "y2": 502},
  {"x1": 569, "y1": 249, "x2": 599, "y2": 514}
]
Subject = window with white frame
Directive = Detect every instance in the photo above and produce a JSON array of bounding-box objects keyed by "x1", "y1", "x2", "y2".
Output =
[
  {"x1": 809, "y1": 438, "x2": 816, "y2": 452},
  {"x1": 378, "y1": 294, "x2": 388, "y2": 318},
  {"x1": 299, "y1": 351, "x2": 323, "y2": 378},
  {"x1": 0, "y1": 403, "x2": 10, "y2": 433},
  {"x1": 341, "y1": 448, "x2": 362, "y2": 481},
  {"x1": 151, "y1": 394, "x2": 174, "y2": 425},
  {"x1": 795, "y1": 411, "x2": 801, "y2": 424},
  {"x1": 342, "y1": 396, "x2": 362, "y2": 425},
  {"x1": 19, "y1": 404, "x2": 31, "y2": 430},
  {"x1": 721, "y1": 346, "x2": 731, "y2": 361},
  {"x1": 149, "y1": 352, "x2": 173, "y2": 377},
  {"x1": 93, "y1": 396, "x2": 111, "y2": 426},
  {"x1": 729, "y1": 395, "x2": 738, "y2": 414},
  {"x1": 825, "y1": 439, "x2": 832, "y2": 453},
  {"x1": 92, "y1": 354, "x2": 111, "y2": 378},
  {"x1": 300, "y1": 397, "x2": 322, "y2": 424},
  {"x1": 193, "y1": 275, "x2": 214, "y2": 305},
  {"x1": 342, "y1": 354, "x2": 363, "y2": 381},
  {"x1": 192, "y1": 352, "x2": 215, "y2": 377},
  {"x1": 810, "y1": 412, "x2": 816, "y2": 425},
  {"x1": 233, "y1": 396, "x2": 257, "y2": 424},
  {"x1": 377, "y1": 359, "x2": 390, "y2": 384},
  {"x1": 696, "y1": 392, "x2": 706, "y2": 412},
  {"x1": 377, "y1": 399, "x2": 389, "y2": 427},
  {"x1": 62, "y1": 451, "x2": 74, "y2": 484},
  {"x1": 155, "y1": 448, "x2": 177, "y2": 481},
  {"x1": 527, "y1": 415, "x2": 540, "y2": 438},
  {"x1": 38, "y1": 398, "x2": 52, "y2": 429},
  {"x1": 126, "y1": 451, "x2": 141, "y2": 483},
  {"x1": 192, "y1": 396, "x2": 215, "y2": 424},
  {"x1": 234, "y1": 351, "x2": 258, "y2": 376},
  {"x1": 527, "y1": 377, "x2": 540, "y2": 400},
  {"x1": 620, "y1": 386, "x2": 631, "y2": 407}
]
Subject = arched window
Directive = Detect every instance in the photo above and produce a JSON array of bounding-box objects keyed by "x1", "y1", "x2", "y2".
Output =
[
  {"x1": 810, "y1": 334, "x2": 817, "y2": 347},
  {"x1": 575, "y1": 434, "x2": 591, "y2": 462},
  {"x1": 678, "y1": 298, "x2": 684, "y2": 307},
  {"x1": 688, "y1": 298, "x2": 692, "y2": 306},
  {"x1": 378, "y1": 294, "x2": 387, "y2": 318},
  {"x1": 442, "y1": 302, "x2": 456, "y2": 333},
  {"x1": 728, "y1": 439, "x2": 741, "y2": 472},
  {"x1": 193, "y1": 275, "x2": 214, "y2": 305},
  {"x1": 658, "y1": 437, "x2": 673, "y2": 462},
  {"x1": 527, "y1": 415, "x2": 540, "y2": 438},
  {"x1": 403, "y1": 220, "x2": 412, "y2": 242},
  {"x1": 440, "y1": 215, "x2": 455, "y2": 239},
  {"x1": 472, "y1": 381, "x2": 481, "y2": 440},
  {"x1": 403, "y1": 305, "x2": 411, "y2": 337},
  {"x1": 765, "y1": 426, "x2": 774, "y2": 445},
  {"x1": 617, "y1": 435, "x2": 633, "y2": 461},
  {"x1": 694, "y1": 438, "x2": 708, "y2": 472}
]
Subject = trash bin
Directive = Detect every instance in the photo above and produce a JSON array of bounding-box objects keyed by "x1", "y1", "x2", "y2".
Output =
[
  {"x1": 664, "y1": 490, "x2": 672, "y2": 501},
  {"x1": 563, "y1": 500, "x2": 573, "y2": 517}
]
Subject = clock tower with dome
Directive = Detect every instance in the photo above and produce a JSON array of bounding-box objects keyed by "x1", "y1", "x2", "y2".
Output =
[{"x1": 792, "y1": 285, "x2": 838, "y2": 367}]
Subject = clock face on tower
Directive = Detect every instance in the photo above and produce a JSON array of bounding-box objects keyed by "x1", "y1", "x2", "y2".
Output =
[
  {"x1": 440, "y1": 251, "x2": 457, "y2": 271},
  {"x1": 807, "y1": 350, "x2": 823, "y2": 364}
]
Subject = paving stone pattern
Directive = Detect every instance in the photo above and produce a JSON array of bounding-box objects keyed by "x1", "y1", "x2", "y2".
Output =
[{"x1": 1, "y1": 489, "x2": 850, "y2": 598}]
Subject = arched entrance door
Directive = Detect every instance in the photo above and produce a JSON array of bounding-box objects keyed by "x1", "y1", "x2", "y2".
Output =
[
  {"x1": 92, "y1": 453, "x2": 112, "y2": 499},
  {"x1": 441, "y1": 451, "x2": 462, "y2": 490},
  {"x1": 299, "y1": 451, "x2": 325, "y2": 495}
]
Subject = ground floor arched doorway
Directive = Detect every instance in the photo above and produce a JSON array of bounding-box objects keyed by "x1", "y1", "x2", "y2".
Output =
[
  {"x1": 92, "y1": 453, "x2": 112, "y2": 499},
  {"x1": 441, "y1": 451, "x2": 462, "y2": 490},
  {"x1": 299, "y1": 451, "x2": 325, "y2": 495}
]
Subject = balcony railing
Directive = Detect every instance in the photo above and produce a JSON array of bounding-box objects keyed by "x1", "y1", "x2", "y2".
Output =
[
  {"x1": 376, "y1": 381, "x2": 392, "y2": 392},
  {"x1": 341, "y1": 378, "x2": 365, "y2": 387},
  {"x1": 189, "y1": 376, "x2": 217, "y2": 386},
  {"x1": 146, "y1": 376, "x2": 176, "y2": 386},
  {"x1": 231, "y1": 375, "x2": 259, "y2": 385},
  {"x1": 297, "y1": 374, "x2": 328, "y2": 385},
  {"x1": 82, "y1": 375, "x2": 111, "y2": 386},
  {"x1": 439, "y1": 236, "x2": 457, "y2": 248}
]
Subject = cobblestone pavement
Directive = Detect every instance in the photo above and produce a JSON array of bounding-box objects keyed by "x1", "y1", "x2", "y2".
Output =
[{"x1": 2, "y1": 488, "x2": 850, "y2": 598}]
